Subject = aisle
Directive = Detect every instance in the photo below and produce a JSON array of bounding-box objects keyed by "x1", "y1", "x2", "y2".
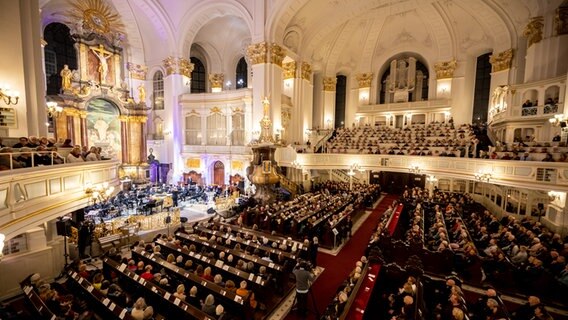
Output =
[{"x1": 285, "y1": 194, "x2": 398, "y2": 320}]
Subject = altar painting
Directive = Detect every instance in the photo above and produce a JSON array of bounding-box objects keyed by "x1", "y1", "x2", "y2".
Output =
[{"x1": 86, "y1": 98, "x2": 122, "y2": 161}]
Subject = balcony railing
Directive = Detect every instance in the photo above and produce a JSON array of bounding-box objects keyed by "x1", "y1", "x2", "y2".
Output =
[
  {"x1": 275, "y1": 152, "x2": 568, "y2": 192},
  {"x1": 0, "y1": 160, "x2": 120, "y2": 241}
]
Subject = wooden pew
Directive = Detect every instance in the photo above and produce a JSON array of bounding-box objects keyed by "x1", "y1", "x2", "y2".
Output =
[
  {"x1": 102, "y1": 257, "x2": 215, "y2": 320},
  {"x1": 66, "y1": 270, "x2": 136, "y2": 320},
  {"x1": 20, "y1": 285, "x2": 57, "y2": 320},
  {"x1": 212, "y1": 221, "x2": 308, "y2": 254},
  {"x1": 155, "y1": 239, "x2": 268, "y2": 289},
  {"x1": 193, "y1": 224, "x2": 299, "y2": 262},
  {"x1": 176, "y1": 232, "x2": 284, "y2": 274},
  {"x1": 130, "y1": 248, "x2": 250, "y2": 319}
]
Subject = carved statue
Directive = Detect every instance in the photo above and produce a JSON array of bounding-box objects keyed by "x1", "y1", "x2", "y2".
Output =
[
  {"x1": 91, "y1": 44, "x2": 113, "y2": 84},
  {"x1": 137, "y1": 83, "x2": 146, "y2": 103},
  {"x1": 60, "y1": 64, "x2": 73, "y2": 91}
]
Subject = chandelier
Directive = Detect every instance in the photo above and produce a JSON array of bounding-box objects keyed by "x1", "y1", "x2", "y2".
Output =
[
  {"x1": 475, "y1": 172, "x2": 492, "y2": 182},
  {"x1": 0, "y1": 84, "x2": 19, "y2": 105},
  {"x1": 408, "y1": 165, "x2": 421, "y2": 174},
  {"x1": 46, "y1": 101, "x2": 63, "y2": 118}
]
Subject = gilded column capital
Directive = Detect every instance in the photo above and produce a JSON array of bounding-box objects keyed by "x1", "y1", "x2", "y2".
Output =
[
  {"x1": 130, "y1": 115, "x2": 148, "y2": 123},
  {"x1": 209, "y1": 73, "x2": 224, "y2": 89},
  {"x1": 78, "y1": 110, "x2": 88, "y2": 119},
  {"x1": 555, "y1": 6, "x2": 568, "y2": 35},
  {"x1": 179, "y1": 58, "x2": 194, "y2": 78},
  {"x1": 282, "y1": 61, "x2": 296, "y2": 79},
  {"x1": 489, "y1": 49, "x2": 514, "y2": 73},
  {"x1": 301, "y1": 62, "x2": 312, "y2": 81},
  {"x1": 269, "y1": 43, "x2": 286, "y2": 67},
  {"x1": 118, "y1": 115, "x2": 129, "y2": 122},
  {"x1": 246, "y1": 42, "x2": 268, "y2": 64},
  {"x1": 523, "y1": 16, "x2": 544, "y2": 47},
  {"x1": 63, "y1": 107, "x2": 80, "y2": 117},
  {"x1": 163, "y1": 56, "x2": 178, "y2": 75},
  {"x1": 356, "y1": 73, "x2": 373, "y2": 88},
  {"x1": 434, "y1": 59, "x2": 457, "y2": 79},
  {"x1": 127, "y1": 62, "x2": 148, "y2": 80},
  {"x1": 323, "y1": 76, "x2": 337, "y2": 91}
]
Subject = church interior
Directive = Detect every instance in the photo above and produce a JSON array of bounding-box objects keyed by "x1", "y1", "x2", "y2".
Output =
[{"x1": 0, "y1": 0, "x2": 567, "y2": 319}]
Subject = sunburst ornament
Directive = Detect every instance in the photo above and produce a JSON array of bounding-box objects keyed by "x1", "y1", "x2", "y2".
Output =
[{"x1": 66, "y1": 0, "x2": 125, "y2": 38}]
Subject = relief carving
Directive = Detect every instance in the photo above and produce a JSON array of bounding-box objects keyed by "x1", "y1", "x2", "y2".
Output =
[
  {"x1": 163, "y1": 56, "x2": 178, "y2": 75},
  {"x1": 434, "y1": 59, "x2": 457, "y2": 79},
  {"x1": 127, "y1": 62, "x2": 148, "y2": 80},
  {"x1": 356, "y1": 73, "x2": 373, "y2": 88},
  {"x1": 269, "y1": 43, "x2": 286, "y2": 67},
  {"x1": 523, "y1": 16, "x2": 544, "y2": 47},
  {"x1": 179, "y1": 58, "x2": 194, "y2": 78},
  {"x1": 301, "y1": 62, "x2": 312, "y2": 81},
  {"x1": 489, "y1": 49, "x2": 514, "y2": 73},
  {"x1": 209, "y1": 73, "x2": 224, "y2": 89},
  {"x1": 246, "y1": 42, "x2": 268, "y2": 65},
  {"x1": 282, "y1": 61, "x2": 296, "y2": 79},
  {"x1": 323, "y1": 76, "x2": 337, "y2": 91}
]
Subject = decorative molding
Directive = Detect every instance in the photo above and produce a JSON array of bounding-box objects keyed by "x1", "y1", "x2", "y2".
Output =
[
  {"x1": 282, "y1": 61, "x2": 296, "y2": 79},
  {"x1": 246, "y1": 42, "x2": 286, "y2": 66},
  {"x1": 232, "y1": 106, "x2": 243, "y2": 114},
  {"x1": 434, "y1": 59, "x2": 457, "y2": 79},
  {"x1": 246, "y1": 42, "x2": 268, "y2": 64},
  {"x1": 162, "y1": 56, "x2": 178, "y2": 76},
  {"x1": 555, "y1": 6, "x2": 568, "y2": 35},
  {"x1": 118, "y1": 115, "x2": 129, "y2": 122},
  {"x1": 65, "y1": 0, "x2": 126, "y2": 45},
  {"x1": 129, "y1": 115, "x2": 147, "y2": 123},
  {"x1": 209, "y1": 73, "x2": 224, "y2": 89},
  {"x1": 523, "y1": 16, "x2": 544, "y2": 47},
  {"x1": 270, "y1": 43, "x2": 286, "y2": 67},
  {"x1": 323, "y1": 76, "x2": 337, "y2": 91},
  {"x1": 186, "y1": 109, "x2": 200, "y2": 116},
  {"x1": 63, "y1": 107, "x2": 81, "y2": 117},
  {"x1": 179, "y1": 58, "x2": 194, "y2": 78},
  {"x1": 210, "y1": 106, "x2": 222, "y2": 114},
  {"x1": 127, "y1": 62, "x2": 148, "y2": 80},
  {"x1": 489, "y1": 49, "x2": 514, "y2": 73},
  {"x1": 301, "y1": 62, "x2": 312, "y2": 81},
  {"x1": 356, "y1": 73, "x2": 373, "y2": 88}
]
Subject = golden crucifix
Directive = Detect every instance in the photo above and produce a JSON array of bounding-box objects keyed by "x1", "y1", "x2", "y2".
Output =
[{"x1": 90, "y1": 44, "x2": 113, "y2": 84}]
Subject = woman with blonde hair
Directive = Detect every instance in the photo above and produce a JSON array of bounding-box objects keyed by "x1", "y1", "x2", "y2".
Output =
[
  {"x1": 130, "y1": 297, "x2": 147, "y2": 320},
  {"x1": 201, "y1": 294, "x2": 216, "y2": 316},
  {"x1": 173, "y1": 284, "x2": 186, "y2": 301}
]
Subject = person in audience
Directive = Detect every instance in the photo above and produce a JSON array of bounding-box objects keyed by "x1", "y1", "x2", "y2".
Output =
[
  {"x1": 187, "y1": 286, "x2": 199, "y2": 308},
  {"x1": 512, "y1": 296, "x2": 541, "y2": 320},
  {"x1": 213, "y1": 274, "x2": 224, "y2": 287},
  {"x1": 130, "y1": 297, "x2": 148, "y2": 320},
  {"x1": 173, "y1": 284, "x2": 186, "y2": 301},
  {"x1": 12, "y1": 137, "x2": 29, "y2": 148},
  {"x1": 66, "y1": 146, "x2": 84, "y2": 163},
  {"x1": 143, "y1": 306, "x2": 154, "y2": 320},
  {"x1": 201, "y1": 294, "x2": 216, "y2": 317},
  {"x1": 202, "y1": 266, "x2": 214, "y2": 281},
  {"x1": 141, "y1": 265, "x2": 153, "y2": 281},
  {"x1": 533, "y1": 304, "x2": 553, "y2": 320},
  {"x1": 61, "y1": 138, "x2": 73, "y2": 148},
  {"x1": 16, "y1": 147, "x2": 33, "y2": 167},
  {"x1": 225, "y1": 280, "x2": 236, "y2": 292}
]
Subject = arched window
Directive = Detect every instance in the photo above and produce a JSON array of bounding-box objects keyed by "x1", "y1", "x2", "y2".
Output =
[
  {"x1": 191, "y1": 57, "x2": 206, "y2": 93},
  {"x1": 43, "y1": 23, "x2": 77, "y2": 95},
  {"x1": 231, "y1": 112, "x2": 245, "y2": 145},
  {"x1": 473, "y1": 53, "x2": 491, "y2": 123},
  {"x1": 153, "y1": 71, "x2": 164, "y2": 110},
  {"x1": 207, "y1": 112, "x2": 226, "y2": 145},
  {"x1": 185, "y1": 114, "x2": 201, "y2": 145},
  {"x1": 235, "y1": 57, "x2": 248, "y2": 89}
]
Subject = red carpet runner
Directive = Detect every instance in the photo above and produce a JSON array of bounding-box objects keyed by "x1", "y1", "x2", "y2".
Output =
[{"x1": 285, "y1": 194, "x2": 399, "y2": 320}]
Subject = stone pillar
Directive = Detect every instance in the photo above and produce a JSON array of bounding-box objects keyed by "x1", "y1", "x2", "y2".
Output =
[
  {"x1": 119, "y1": 116, "x2": 129, "y2": 164},
  {"x1": 300, "y1": 63, "x2": 314, "y2": 143},
  {"x1": 434, "y1": 59, "x2": 461, "y2": 122},
  {"x1": 246, "y1": 42, "x2": 285, "y2": 136},
  {"x1": 79, "y1": 111, "x2": 87, "y2": 148},
  {"x1": 63, "y1": 108, "x2": 75, "y2": 144},
  {"x1": 351, "y1": 73, "x2": 373, "y2": 127},
  {"x1": 162, "y1": 56, "x2": 192, "y2": 180},
  {"x1": 323, "y1": 76, "x2": 337, "y2": 129},
  {"x1": 488, "y1": 49, "x2": 514, "y2": 120}
]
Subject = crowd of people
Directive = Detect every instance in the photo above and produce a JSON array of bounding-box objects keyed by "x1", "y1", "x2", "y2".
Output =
[{"x1": 0, "y1": 136, "x2": 106, "y2": 170}]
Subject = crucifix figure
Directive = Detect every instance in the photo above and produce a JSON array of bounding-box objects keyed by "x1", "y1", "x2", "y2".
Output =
[{"x1": 91, "y1": 44, "x2": 113, "y2": 84}]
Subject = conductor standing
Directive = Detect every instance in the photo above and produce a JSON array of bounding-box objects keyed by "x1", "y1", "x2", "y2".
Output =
[{"x1": 293, "y1": 260, "x2": 316, "y2": 317}]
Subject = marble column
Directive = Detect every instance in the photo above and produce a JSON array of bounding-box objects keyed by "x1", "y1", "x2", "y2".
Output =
[
  {"x1": 119, "y1": 115, "x2": 129, "y2": 164},
  {"x1": 323, "y1": 76, "x2": 337, "y2": 129}
]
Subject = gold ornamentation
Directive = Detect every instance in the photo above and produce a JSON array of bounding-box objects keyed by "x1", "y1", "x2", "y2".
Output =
[
  {"x1": 555, "y1": 6, "x2": 568, "y2": 35},
  {"x1": 210, "y1": 106, "x2": 222, "y2": 114},
  {"x1": 489, "y1": 49, "x2": 514, "y2": 73},
  {"x1": 246, "y1": 42, "x2": 268, "y2": 64},
  {"x1": 281, "y1": 109, "x2": 291, "y2": 129},
  {"x1": 60, "y1": 65, "x2": 73, "y2": 91},
  {"x1": 356, "y1": 73, "x2": 373, "y2": 88},
  {"x1": 63, "y1": 107, "x2": 81, "y2": 117},
  {"x1": 434, "y1": 59, "x2": 457, "y2": 79},
  {"x1": 269, "y1": 43, "x2": 286, "y2": 67},
  {"x1": 301, "y1": 62, "x2": 312, "y2": 81},
  {"x1": 523, "y1": 16, "x2": 544, "y2": 47},
  {"x1": 186, "y1": 158, "x2": 201, "y2": 168},
  {"x1": 128, "y1": 115, "x2": 148, "y2": 123},
  {"x1": 232, "y1": 107, "x2": 243, "y2": 113},
  {"x1": 118, "y1": 115, "x2": 129, "y2": 122},
  {"x1": 163, "y1": 56, "x2": 178, "y2": 76},
  {"x1": 79, "y1": 111, "x2": 88, "y2": 119},
  {"x1": 127, "y1": 62, "x2": 148, "y2": 80},
  {"x1": 186, "y1": 109, "x2": 199, "y2": 116},
  {"x1": 231, "y1": 160, "x2": 243, "y2": 171},
  {"x1": 282, "y1": 61, "x2": 296, "y2": 79},
  {"x1": 209, "y1": 74, "x2": 224, "y2": 89},
  {"x1": 259, "y1": 97, "x2": 274, "y2": 143},
  {"x1": 66, "y1": 0, "x2": 125, "y2": 38},
  {"x1": 323, "y1": 77, "x2": 337, "y2": 91},
  {"x1": 179, "y1": 58, "x2": 194, "y2": 78}
]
